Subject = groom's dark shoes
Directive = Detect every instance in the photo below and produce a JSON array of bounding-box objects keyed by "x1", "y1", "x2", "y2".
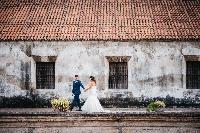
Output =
[{"x1": 69, "y1": 107, "x2": 72, "y2": 111}]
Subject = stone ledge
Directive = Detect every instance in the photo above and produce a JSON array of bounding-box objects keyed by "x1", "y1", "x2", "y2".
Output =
[
  {"x1": 0, "y1": 109, "x2": 199, "y2": 122},
  {"x1": 0, "y1": 110, "x2": 200, "y2": 118},
  {"x1": 0, "y1": 109, "x2": 200, "y2": 133},
  {"x1": 0, "y1": 108, "x2": 200, "y2": 117}
]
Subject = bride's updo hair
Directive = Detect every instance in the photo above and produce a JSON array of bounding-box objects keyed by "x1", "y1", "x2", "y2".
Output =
[{"x1": 90, "y1": 76, "x2": 96, "y2": 84}]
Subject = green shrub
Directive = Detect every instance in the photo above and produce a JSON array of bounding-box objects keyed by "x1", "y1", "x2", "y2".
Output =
[
  {"x1": 147, "y1": 100, "x2": 166, "y2": 112},
  {"x1": 51, "y1": 97, "x2": 70, "y2": 112}
]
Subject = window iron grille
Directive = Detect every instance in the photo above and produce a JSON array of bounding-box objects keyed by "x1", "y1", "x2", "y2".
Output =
[
  {"x1": 186, "y1": 61, "x2": 200, "y2": 89},
  {"x1": 109, "y1": 62, "x2": 128, "y2": 89},
  {"x1": 36, "y1": 62, "x2": 55, "y2": 89}
]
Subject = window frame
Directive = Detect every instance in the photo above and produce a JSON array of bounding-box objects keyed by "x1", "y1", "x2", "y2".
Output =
[
  {"x1": 109, "y1": 62, "x2": 128, "y2": 89},
  {"x1": 186, "y1": 61, "x2": 200, "y2": 89},
  {"x1": 36, "y1": 62, "x2": 55, "y2": 89}
]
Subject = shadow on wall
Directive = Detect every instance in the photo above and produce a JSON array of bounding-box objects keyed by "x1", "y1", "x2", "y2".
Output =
[
  {"x1": 0, "y1": 93, "x2": 199, "y2": 108},
  {"x1": 100, "y1": 95, "x2": 200, "y2": 108},
  {"x1": 0, "y1": 91, "x2": 52, "y2": 108}
]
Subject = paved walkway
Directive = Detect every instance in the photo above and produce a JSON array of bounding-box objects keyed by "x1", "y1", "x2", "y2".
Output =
[{"x1": 0, "y1": 107, "x2": 199, "y2": 113}]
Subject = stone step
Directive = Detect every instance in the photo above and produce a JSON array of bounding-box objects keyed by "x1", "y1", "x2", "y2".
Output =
[{"x1": 0, "y1": 109, "x2": 200, "y2": 133}]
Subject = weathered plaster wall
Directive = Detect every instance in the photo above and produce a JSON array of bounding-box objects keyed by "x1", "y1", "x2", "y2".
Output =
[
  {"x1": 0, "y1": 41, "x2": 200, "y2": 100},
  {"x1": 0, "y1": 42, "x2": 30, "y2": 97}
]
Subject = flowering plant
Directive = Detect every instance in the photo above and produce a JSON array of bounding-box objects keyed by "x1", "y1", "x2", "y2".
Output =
[
  {"x1": 51, "y1": 97, "x2": 70, "y2": 112},
  {"x1": 147, "y1": 100, "x2": 166, "y2": 112}
]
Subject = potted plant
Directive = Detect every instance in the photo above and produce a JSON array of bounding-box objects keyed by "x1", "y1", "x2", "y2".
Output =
[
  {"x1": 147, "y1": 100, "x2": 166, "y2": 112},
  {"x1": 51, "y1": 97, "x2": 70, "y2": 112}
]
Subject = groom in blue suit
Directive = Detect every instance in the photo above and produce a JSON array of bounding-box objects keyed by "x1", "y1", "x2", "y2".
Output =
[{"x1": 69, "y1": 75, "x2": 85, "y2": 111}]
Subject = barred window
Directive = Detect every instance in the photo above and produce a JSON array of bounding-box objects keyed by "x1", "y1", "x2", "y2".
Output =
[
  {"x1": 109, "y1": 62, "x2": 128, "y2": 89},
  {"x1": 186, "y1": 61, "x2": 200, "y2": 89},
  {"x1": 36, "y1": 62, "x2": 55, "y2": 89}
]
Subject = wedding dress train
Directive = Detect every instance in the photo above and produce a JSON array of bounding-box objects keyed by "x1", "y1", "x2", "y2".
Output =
[{"x1": 82, "y1": 86, "x2": 108, "y2": 113}]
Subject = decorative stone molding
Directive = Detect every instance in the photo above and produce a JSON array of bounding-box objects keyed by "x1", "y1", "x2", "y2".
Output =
[
  {"x1": 184, "y1": 55, "x2": 200, "y2": 61},
  {"x1": 106, "y1": 56, "x2": 131, "y2": 62},
  {"x1": 32, "y1": 55, "x2": 57, "y2": 62}
]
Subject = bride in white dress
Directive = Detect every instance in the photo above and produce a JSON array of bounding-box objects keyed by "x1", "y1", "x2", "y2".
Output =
[{"x1": 82, "y1": 76, "x2": 105, "y2": 113}]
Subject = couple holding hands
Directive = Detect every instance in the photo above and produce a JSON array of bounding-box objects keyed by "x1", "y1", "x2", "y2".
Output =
[{"x1": 69, "y1": 75, "x2": 106, "y2": 113}]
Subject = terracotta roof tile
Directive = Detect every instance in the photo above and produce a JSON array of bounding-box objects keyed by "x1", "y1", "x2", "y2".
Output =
[{"x1": 0, "y1": 0, "x2": 200, "y2": 41}]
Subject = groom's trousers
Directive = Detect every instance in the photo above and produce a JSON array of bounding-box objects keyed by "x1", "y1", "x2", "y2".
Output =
[{"x1": 70, "y1": 94, "x2": 81, "y2": 110}]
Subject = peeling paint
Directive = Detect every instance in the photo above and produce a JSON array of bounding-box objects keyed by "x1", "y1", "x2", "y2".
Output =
[{"x1": 0, "y1": 41, "x2": 200, "y2": 102}]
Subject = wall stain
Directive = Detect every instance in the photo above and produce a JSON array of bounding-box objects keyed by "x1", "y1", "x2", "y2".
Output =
[
  {"x1": 138, "y1": 74, "x2": 179, "y2": 88},
  {"x1": 20, "y1": 61, "x2": 31, "y2": 90}
]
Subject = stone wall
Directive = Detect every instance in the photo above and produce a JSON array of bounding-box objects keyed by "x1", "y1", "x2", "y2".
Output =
[
  {"x1": 0, "y1": 111, "x2": 199, "y2": 133},
  {"x1": 0, "y1": 41, "x2": 200, "y2": 102}
]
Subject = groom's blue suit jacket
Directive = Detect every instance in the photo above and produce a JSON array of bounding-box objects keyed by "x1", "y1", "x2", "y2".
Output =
[{"x1": 72, "y1": 80, "x2": 85, "y2": 95}]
